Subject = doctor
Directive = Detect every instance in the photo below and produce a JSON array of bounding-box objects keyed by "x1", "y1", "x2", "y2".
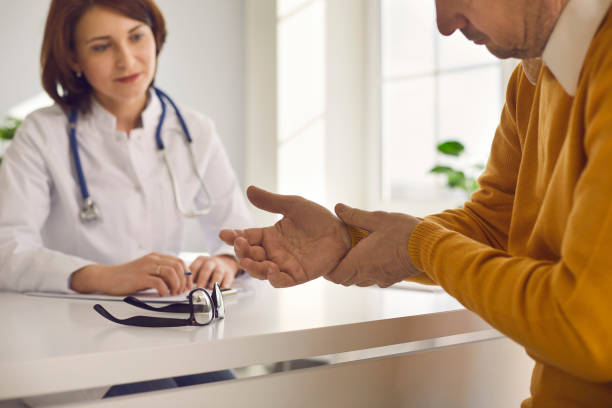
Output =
[{"x1": 0, "y1": 0, "x2": 252, "y2": 296}]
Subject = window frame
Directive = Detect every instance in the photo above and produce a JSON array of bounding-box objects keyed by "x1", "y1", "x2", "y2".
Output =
[
  {"x1": 244, "y1": 0, "x2": 518, "y2": 221},
  {"x1": 365, "y1": 0, "x2": 517, "y2": 216}
]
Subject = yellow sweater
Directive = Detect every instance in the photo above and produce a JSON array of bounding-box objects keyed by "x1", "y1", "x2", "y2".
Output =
[{"x1": 406, "y1": 10, "x2": 612, "y2": 408}]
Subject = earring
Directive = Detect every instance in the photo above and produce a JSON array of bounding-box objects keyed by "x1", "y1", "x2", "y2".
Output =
[{"x1": 75, "y1": 71, "x2": 83, "y2": 78}]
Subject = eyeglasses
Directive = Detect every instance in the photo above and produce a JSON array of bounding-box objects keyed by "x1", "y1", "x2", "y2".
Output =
[{"x1": 93, "y1": 284, "x2": 225, "y2": 327}]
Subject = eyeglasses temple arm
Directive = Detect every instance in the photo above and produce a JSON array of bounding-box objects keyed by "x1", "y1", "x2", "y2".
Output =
[
  {"x1": 93, "y1": 304, "x2": 191, "y2": 327},
  {"x1": 123, "y1": 296, "x2": 195, "y2": 313}
]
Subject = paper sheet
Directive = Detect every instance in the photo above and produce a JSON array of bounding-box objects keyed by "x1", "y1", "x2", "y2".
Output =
[{"x1": 25, "y1": 287, "x2": 238, "y2": 303}]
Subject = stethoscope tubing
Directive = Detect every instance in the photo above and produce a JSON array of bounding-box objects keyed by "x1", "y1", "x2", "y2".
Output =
[
  {"x1": 154, "y1": 87, "x2": 193, "y2": 148},
  {"x1": 68, "y1": 108, "x2": 90, "y2": 203},
  {"x1": 68, "y1": 87, "x2": 213, "y2": 222}
]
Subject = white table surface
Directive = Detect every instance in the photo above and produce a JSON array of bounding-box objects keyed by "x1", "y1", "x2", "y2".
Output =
[{"x1": 0, "y1": 276, "x2": 493, "y2": 401}]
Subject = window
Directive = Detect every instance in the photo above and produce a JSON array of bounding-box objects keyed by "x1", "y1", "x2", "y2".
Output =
[
  {"x1": 246, "y1": 0, "x2": 515, "y2": 219},
  {"x1": 277, "y1": 0, "x2": 327, "y2": 205},
  {"x1": 0, "y1": 92, "x2": 53, "y2": 158},
  {"x1": 375, "y1": 0, "x2": 508, "y2": 214}
]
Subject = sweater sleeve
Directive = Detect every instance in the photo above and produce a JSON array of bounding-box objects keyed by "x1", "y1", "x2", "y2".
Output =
[
  {"x1": 424, "y1": 64, "x2": 530, "y2": 251},
  {"x1": 403, "y1": 65, "x2": 530, "y2": 286},
  {"x1": 408, "y1": 57, "x2": 612, "y2": 382}
]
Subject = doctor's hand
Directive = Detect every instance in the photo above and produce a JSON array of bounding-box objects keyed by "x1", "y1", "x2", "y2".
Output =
[
  {"x1": 189, "y1": 255, "x2": 241, "y2": 290},
  {"x1": 219, "y1": 186, "x2": 351, "y2": 288},
  {"x1": 70, "y1": 253, "x2": 192, "y2": 296},
  {"x1": 326, "y1": 204, "x2": 422, "y2": 287}
]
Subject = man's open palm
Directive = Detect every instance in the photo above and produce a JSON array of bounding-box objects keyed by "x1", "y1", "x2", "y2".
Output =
[{"x1": 219, "y1": 186, "x2": 351, "y2": 287}]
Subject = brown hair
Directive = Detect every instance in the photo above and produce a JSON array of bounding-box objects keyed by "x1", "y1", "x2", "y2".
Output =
[{"x1": 41, "y1": 0, "x2": 167, "y2": 113}]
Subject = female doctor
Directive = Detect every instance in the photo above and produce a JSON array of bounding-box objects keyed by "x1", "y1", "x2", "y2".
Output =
[{"x1": 0, "y1": 0, "x2": 252, "y2": 297}]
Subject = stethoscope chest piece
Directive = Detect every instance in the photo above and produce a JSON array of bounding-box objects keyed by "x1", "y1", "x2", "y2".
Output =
[{"x1": 79, "y1": 197, "x2": 102, "y2": 223}]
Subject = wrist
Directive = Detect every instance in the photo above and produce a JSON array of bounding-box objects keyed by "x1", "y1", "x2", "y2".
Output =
[
  {"x1": 345, "y1": 225, "x2": 369, "y2": 249},
  {"x1": 216, "y1": 254, "x2": 241, "y2": 274},
  {"x1": 70, "y1": 264, "x2": 111, "y2": 293}
]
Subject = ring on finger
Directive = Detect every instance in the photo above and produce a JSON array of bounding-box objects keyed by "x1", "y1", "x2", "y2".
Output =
[{"x1": 154, "y1": 265, "x2": 162, "y2": 276}]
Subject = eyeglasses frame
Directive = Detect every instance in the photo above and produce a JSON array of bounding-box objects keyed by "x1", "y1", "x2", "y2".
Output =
[{"x1": 93, "y1": 283, "x2": 225, "y2": 328}]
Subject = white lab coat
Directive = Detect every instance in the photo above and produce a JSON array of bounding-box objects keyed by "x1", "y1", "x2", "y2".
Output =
[{"x1": 0, "y1": 91, "x2": 252, "y2": 293}]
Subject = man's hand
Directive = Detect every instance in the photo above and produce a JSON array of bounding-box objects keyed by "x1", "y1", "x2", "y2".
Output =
[
  {"x1": 219, "y1": 186, "x2": 351, "y2": 287},
  {"x1": 326, "y1": 204, "x2": 422, "y2": 287}
]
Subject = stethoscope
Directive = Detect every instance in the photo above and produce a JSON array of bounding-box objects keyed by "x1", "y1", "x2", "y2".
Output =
[{"x1": 69, "y1": 87, "x2": 213, "y2": 223}]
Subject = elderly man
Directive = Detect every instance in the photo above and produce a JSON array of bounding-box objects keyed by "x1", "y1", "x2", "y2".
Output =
[{"x1": 221, "y1": 0, "x2": 612, "y2": 406}]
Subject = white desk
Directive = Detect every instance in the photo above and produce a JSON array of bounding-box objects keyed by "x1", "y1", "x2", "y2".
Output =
[{"x1": 0, "y1": 277, "x2": 533, "y2": 407}]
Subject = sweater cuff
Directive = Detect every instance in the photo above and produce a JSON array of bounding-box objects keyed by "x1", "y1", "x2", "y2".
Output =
[
  {"x1": 407, "y1": 220, "x2": 448, "y2": 277},
  {"x1": 347, "y1": 225, "x2": 369, "y2": 248}
]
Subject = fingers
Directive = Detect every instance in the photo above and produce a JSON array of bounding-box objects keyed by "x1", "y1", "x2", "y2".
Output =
[
  {"x1": 208, "y1": 268, "x2": 225, "y2": 290},
  {"x1": 194, "y1": 259, "x2": 215, "y2": 289},
  {"x1": 234, "y1": 237, "x2": 267, "y2": 262},
  {"x1": 238, "y1": 260, "x2": 301, "y2": 288},
  {"x1": 220, "y1": 228, "x2": 265, "y2": 247},
  {"x1": 240, "y1": 258, "x2": 278, "y2": 281},
  {"x1": 335, "y1": 204, "x2": 382, "y2": 232},
  {"x1": 191, "y1": 257, "x2": 233, "y2": 290},
  {"x1": 148, "y1": 253, "x2": 189, "y2": 294},
  {"x1": 234, "y1": 237, "x2": 249, "y2": 259},
  {"x1": 221, "y1": 270, "x2": 235, "y2": 289},
  {"x1": 157, "y1": 264, "x2": 181, "y2": 295},
  {"x1": 189, "y1": 256, "x2": 205, "y2": 274},
  {"x1": 219, "y1": 229, "x2": 237, "y2": 245},
  {"x1": 144, "y1": 276, "x2": 170, "y2": 297},
  {"x1": 233, "y1": 237, "x2": 269, "y2": 281},
  {"x1": 326, "y1": 253, "x2": 360, "y2": 286},
  {"x1": 114, "y1": 253, "x2": 188, "y2": 297},
  {"x1": 246, "y1": 185, "x2": 294, "y2": 215},
  {"x1": 157, "y1": 258, "x2": 187, "y2": 294}
]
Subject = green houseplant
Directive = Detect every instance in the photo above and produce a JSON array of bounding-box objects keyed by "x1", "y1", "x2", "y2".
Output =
[
  {"x1": 430, "y1": 140, "x2": 484, "y2": 199},
  {"x1": 0, "y1": 117, "x2": 22, "y2": 165}
]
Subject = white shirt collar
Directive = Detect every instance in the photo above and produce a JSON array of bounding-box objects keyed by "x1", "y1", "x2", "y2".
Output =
[
  {"x1": 88, "y1": 88, "x2": 161, "y2": 132},
  {"x1": 542, "y1": 0, "x2": 612, "y2": 96}
]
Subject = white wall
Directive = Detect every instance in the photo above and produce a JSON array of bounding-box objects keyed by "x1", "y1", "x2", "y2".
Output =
[
  {"x1": 154, "y1": 0, "x2": 248, "y2": 250},
  {"x1": 0, "y1": 1, "x2": 48, "y2": 117},
  {"x1": 155, "y1": 0, "x2": 246, "y2": 184}
]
